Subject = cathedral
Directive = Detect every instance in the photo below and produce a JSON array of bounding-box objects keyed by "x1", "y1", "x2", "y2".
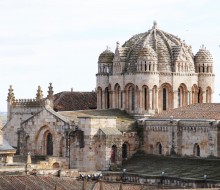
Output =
[
  {"x1": 3, "y1": 22, "x2": 219, "y2": 172},
  {"x1": 96, "y1": 21, "x2": 214, "y2": 116}
]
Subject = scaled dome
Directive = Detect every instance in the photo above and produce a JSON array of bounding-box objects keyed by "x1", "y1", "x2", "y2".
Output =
[
  {"x1": 122, "y1": 21, "x2": 194, "y2": 73},
  {"x1": 98, "y1": 48, "x2": 114, "y2": 63},
  {"x1": 194, "y1": 45, "x2": 213, "y2": 64}
]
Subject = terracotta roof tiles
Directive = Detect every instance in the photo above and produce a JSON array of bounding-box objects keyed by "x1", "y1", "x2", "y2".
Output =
[
  {"x1": 54, "y1": 91, "x2": 97, "y2": 111},
  {"x1": 152, "y1": 103, "x2": 220, "y2": 120}
]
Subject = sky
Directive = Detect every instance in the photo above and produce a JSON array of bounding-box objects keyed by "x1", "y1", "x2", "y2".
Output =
[{"x1": 0, "y1": 0, "x2": 219, "y2": 111}]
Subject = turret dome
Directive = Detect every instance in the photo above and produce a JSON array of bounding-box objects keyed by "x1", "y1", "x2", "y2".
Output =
[
  {"x1": 194, "y1": 45, "x2": 213, "y2": 64},
  {"x1": 137, "y1": 45, "x2": 157, "y2": 61},
  {"x1": 98, "y1": 48, "x2": 114, "y2": 63}
]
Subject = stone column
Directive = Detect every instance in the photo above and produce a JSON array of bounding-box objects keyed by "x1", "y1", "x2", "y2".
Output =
[
  {"x1": 202, "y1": 90, "x2": 206, "y2": 103},
  {"x1": 102, "y1": 90, "x2": 105, "y2": 109},
  {"x1": 173, "y1": 90, "x2": 178, "y2": 109},
  {"x1": 155, "y1": 88, "x2": 158, "y2": 112},
  {"x1": 139, "y1": 90, "x2": 143, "y2": 113},
  {"x1": 112, "y1": 90, "x2": 115, "y2": 108},
  {"x1": 148, "y1": 89, "x2": 152, "y2": 110}
]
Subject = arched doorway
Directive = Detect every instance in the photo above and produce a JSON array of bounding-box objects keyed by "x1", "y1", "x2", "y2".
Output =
[
  {"x1": 47, "y1": 133, "x2": 53, "y2": 156},
  {"x1": 193, "y1": 143, "x2": 200, "y2": 157},
  {"x1": 110, "y1": 145, "x2": 117, "y2": 163}
]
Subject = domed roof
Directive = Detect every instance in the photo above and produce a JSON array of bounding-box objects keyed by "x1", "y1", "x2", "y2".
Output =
[
  {"x1": 137, "y1": 45, "x2": 157, "y2": 62},
  {"x1": 122, "y1": 21, "x2": 194, "y2": 72},
  {"x1": 194, "y1": 45, "x2": 213, "y2": 64},
  {"x1": 98, "y1": 47, "x2": 114, "y2": 63}
]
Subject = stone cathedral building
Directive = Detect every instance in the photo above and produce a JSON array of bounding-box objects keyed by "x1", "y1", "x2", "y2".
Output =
[
  {"x1": 3, "y1": 22, "x2": 219, "y2": 172},
  {"x1": 96, "y1": 21, "x2": 214, "y2": 116}
]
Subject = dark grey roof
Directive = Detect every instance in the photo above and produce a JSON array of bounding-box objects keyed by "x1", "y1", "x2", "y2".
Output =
[
  {"x1": 0, "y1": 139, "x2": 16, "y2": 153},
  {"x1": 99, "y1": 127, "x2": 122, "y2": 136}
]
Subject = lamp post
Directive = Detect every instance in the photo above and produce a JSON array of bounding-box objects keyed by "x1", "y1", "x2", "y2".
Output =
[
  {"x1": 203, "y1": 174, "x2": 207, "y2": 188},
  {"x1": 160, "y1": 171, "x2": 165, "y2": 185},
  {"x1": 65, "y1": 126, "x2": 78, "y2": 169},
  {"x1": 122, "y1": 168, "x2": 126, "y2": 182}
]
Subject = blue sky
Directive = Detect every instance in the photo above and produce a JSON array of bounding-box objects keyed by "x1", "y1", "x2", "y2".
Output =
[{"x1": 0, "y1": 0, "x2": 219, "y2": 111}]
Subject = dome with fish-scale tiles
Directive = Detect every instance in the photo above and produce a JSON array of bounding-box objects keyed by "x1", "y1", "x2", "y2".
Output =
[{"x1": 122, "y1": 21, "x2": 194, "y2": 73}]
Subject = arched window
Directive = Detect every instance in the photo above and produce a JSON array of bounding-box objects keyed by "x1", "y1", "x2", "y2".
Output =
[
  {"x1": 178, "y1": 88, "x2": 181, "y2": 107},
  {"x1": 193, "y1": 143, "x2": 200, "y2": 157},
  {"x1": 105, "y1": 87, "x2": 110, "y2": 109},
  {"x1": 157, "y1": 143, "x2": 162, "y2": 155},
  {"x1": 131, "y1": 88, "x2": 135, "y2": 110},
  {"x1": 47, "y1": 133, "x2": 53, "y2": 156},
  {"x1": 122, "y1": 144, "x2": 128, "y2": 159},
  {"x1": 110, "y1": 145, "x2": 117, "y2": 163},
  {"x1": 162, "y1": 88, "x2": 167, "y2": 111},
  {"x1": 142, "y1": 86, "x2": 148, "y2": 110}
]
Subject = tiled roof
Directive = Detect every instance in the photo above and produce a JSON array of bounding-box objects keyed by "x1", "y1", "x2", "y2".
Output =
[
  {"x1": 99, "y1": 127, "x2": 122, "y2": 136},
  {"x1": 54, "y1": 91, "x2": 97, "y2": 111},
  {"x1": 0, "y1": 139, "x2": 16, "y2": 153},
  {"x1": 152, "y1": 103, "x2": 220, "y2": 120},
  {"x1": 0, "y1": 175, "x2": 95, "y2": 190},
  {"x1": 0, "y1": 176, "x2": 172, "y2": 190}
]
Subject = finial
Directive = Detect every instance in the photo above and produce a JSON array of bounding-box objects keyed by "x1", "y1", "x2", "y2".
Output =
[
  {"x1": 7, "y1": 85, "x2": 15, "y2": 102},
  {"x1": 200, "y1": 44, "x2": 207, "y2": 50},
  {"x1": 36, "y1": 86, "x2": 43, "y2": 101},
  {"x1": 116, "y1": 41, "x2": 120, "y2": 49},
  {"x1": 106, "y1": 46, "x2": 111, "y2": 51},
  {"x1": 47, "y1": 82, "x2": 54, "y2": 100},
  {"x1": 153, "y1": 20, "x2": 157, "y2": 29}
]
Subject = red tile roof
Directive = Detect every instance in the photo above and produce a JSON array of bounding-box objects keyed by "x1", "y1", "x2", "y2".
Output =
[
  {"x1": 0, "y1": 176, "x2": 170, "y2": 190},
  {"x1": 152, "y1": 103, "x2": 220, "y2": 120},
  {"x1": 54, "y1": 91, "x2": 97, "y2": 111}
]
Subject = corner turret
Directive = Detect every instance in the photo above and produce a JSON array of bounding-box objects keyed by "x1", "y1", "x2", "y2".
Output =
[{"x1": 195, "y1": 45, "x2": 213, "y2": 73}]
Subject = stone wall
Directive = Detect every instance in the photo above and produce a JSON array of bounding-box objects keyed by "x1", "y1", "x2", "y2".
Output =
[{"x1": 142, "y1": 119, "x2": 219, "y2": 157}]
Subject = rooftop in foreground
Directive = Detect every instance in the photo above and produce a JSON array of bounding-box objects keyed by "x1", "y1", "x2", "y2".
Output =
[{"x1": 122, "y1": 154, "x2": 220, "y2": 180}]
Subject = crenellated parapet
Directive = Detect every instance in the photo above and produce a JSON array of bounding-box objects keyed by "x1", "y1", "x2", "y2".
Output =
[{"x1": 11, "y1": 98, "x2": 43, "y2": 107}]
